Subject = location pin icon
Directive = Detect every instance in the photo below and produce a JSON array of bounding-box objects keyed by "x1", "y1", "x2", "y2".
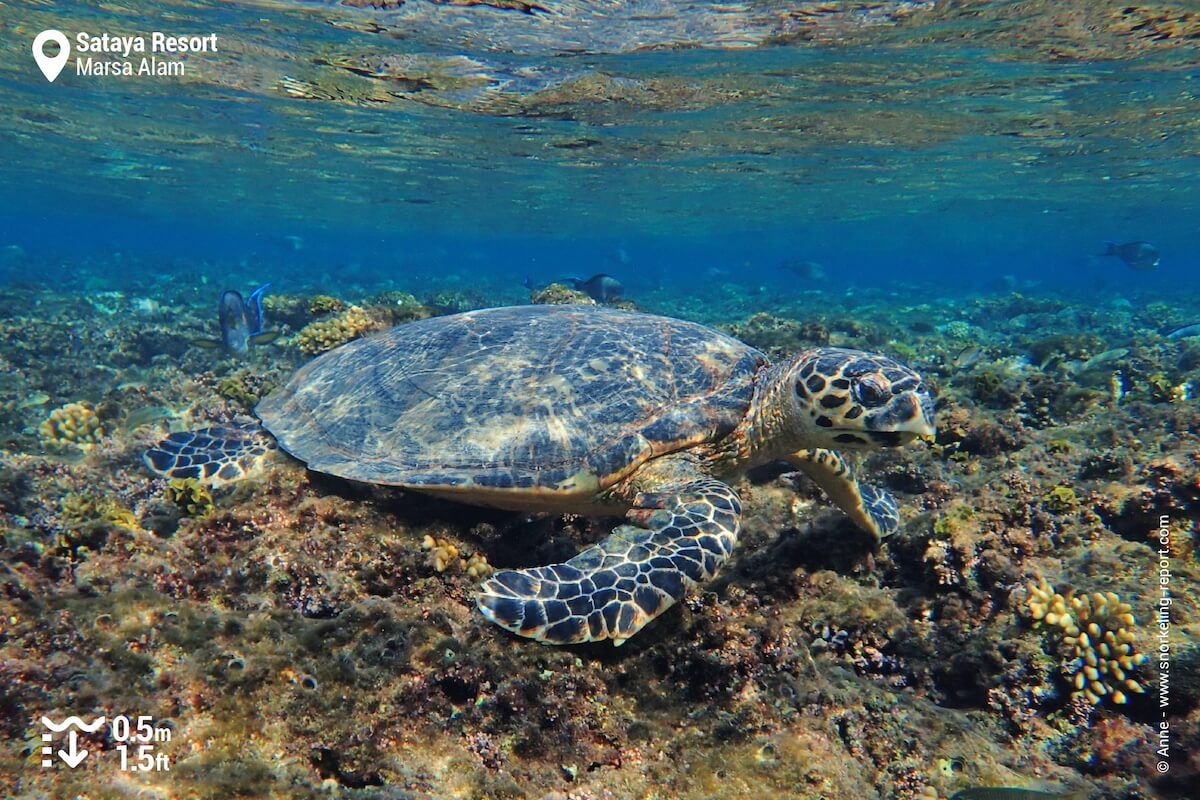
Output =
[{"x1": 33, "y1": 30, "x2": 70, "y2": 83}]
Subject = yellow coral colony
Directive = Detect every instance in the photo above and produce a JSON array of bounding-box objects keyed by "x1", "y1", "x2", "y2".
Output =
[
  {"x1": 295, "y1": 306, "x2": 375, "y2": 356},
  {"x1": 422, "y1": 534, "x2": 460, "y2": 572},
  {"x1": 421, "y1": 535, "x2": 493, "y2": 578},
  {"x1": 38, "y1": 402, "x2": 106, "y2": 449},
  {"x1": 1025, "y1": 579, "x2": 1147, "y2": 704}
]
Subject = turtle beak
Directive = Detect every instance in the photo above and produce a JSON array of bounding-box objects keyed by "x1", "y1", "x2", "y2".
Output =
[
  {"x1": 871, "y1": 391, "x2": 936, "y2": 444},
  {"x1": 903, "y1": 392, "x2": 937, "y2": 441}
]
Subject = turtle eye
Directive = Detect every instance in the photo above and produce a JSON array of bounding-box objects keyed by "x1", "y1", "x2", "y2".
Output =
[{"x1": 852, "y1": 378, "x2": 889, "y2": 407}]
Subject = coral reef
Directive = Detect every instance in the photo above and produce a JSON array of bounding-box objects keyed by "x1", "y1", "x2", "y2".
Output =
[
  {"x1": 1043, "y1": 485, "x2": 1080, "y2": 515},
  {"x1": 2, "y1": 277, "x2": 1198, "y2": 799},
  {"x1": 307, "y1": 294, "x2": 346, "y2": 316},
  {"x1": 165, "y1": 477, "x2": 215, "y2": 518},
  {"x1": 1025, "y1": 579, "x2": 1148, "y2": 705},
  {"x1": 421, "y1": 534, "x2": 493, "y2": 578},
  {"x1": 530, "y1": 282, "x2": 596, "y2": 305},
  {"x1": 721, "y1": 312, "x2": 829, "y2": 358},
  {"x1": 216, "y1": 370, "x2": 274, "y2": 410},
  {"x1": 379, "y1": 291, "x2": 439, "y2": 324},
  {"x1": 262, "y1": 293, "x2": 311, "y2": 327},
  {"x1": 37, "y1": 401, "x2": 105, "y2": 449},
  {"x1": 294, "y1": 305, "x2": 386, "y2": 355}
]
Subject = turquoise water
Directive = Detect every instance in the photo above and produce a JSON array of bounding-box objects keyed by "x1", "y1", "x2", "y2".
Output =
[
  {"x1": 4, "y1": 1, "x2": 1198, "y2": 295},
  {"x1": 2, "y1": 2, "x2": 1198, "y2": 799}
]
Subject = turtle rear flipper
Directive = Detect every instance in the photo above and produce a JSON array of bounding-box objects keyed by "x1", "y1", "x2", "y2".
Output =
[
  {"x1": 787, "y1": 448, "x2": 900, "y2": 543},
  {"x1": 143, "y1": 425, "x2": 274, "y2": 486},
  {"x1": 477, "y1": 477, "x2": 742, "y2": 646}
]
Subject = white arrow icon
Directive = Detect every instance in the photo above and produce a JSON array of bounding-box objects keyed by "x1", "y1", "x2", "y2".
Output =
[
  {"x1": 58, "y1": 731, "x2": 88, "y2": 768},
  {"x1": 33, "y1": 30, "x2": 70, "y2": 83}
]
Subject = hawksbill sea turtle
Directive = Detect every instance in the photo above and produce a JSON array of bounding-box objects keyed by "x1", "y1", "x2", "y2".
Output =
[{"x1": 145, "y1": 305, "x2": 935, "y2": 646}]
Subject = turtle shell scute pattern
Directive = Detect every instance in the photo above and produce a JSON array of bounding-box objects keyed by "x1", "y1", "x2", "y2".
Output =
[{"x1": 256, "y1": 305, "x2": 766, "y2": 495}]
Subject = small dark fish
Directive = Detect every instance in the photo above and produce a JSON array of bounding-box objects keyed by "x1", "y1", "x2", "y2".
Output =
[
  {"x1": 1102, "y1": 240, "x2": 1159, "y2": 271},
  {"x1": 950, "y1": 788, "x2": 1085, "y2": 800},
  {"x1": 1165, "y1": 322, "x2": 1200, "y2": 340},
  {"x1": 563, "y1": 273, "x2": 624, "y2": 303},
  {"x1": 521, "y1": 275, "x2": 534, "y2": 290},
  {"x1": 197, "y1": 283, "x2": 276, "y2": 354},
  {"x1": 781, "y1": 259, "x2": 826, "y2": 281}
]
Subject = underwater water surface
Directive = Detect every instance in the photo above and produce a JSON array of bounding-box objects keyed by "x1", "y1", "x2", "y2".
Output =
[{"x1": 1, "y1": 1, "x2": 1198, "y2": 799}]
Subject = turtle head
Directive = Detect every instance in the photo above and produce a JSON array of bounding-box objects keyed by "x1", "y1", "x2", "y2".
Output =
[{"x1": 785, "y1": 347, "x2": 935, "y2": 449}]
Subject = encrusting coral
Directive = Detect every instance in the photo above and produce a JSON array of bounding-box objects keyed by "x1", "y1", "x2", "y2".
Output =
[
  {"x1": 38, "y1": 402, "x2": 106, "y2": 449},
  {"x1": 1025, "y1": 579, "x2": 1147, "y2": 705},
  {"x1": 307, "y1": 294, "x2": 346, "y2": 316},
  {"x1": 379, "y1": 292, "x2": 438, "y2": 324},
  {"x1": 1043, "y1": 485, "x2": 1080, "y2": 514},
  {"x1": 217, "y1": 371, "x2": 268, "y2": 410},
  {"x1": 721, "y1": 312, "x2": 830, "y2": 359}
]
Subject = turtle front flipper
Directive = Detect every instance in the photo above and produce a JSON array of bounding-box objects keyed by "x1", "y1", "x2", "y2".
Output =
[
  {"x1": 477, "y1": 477, "x2": 742, "y2": 646},
  {"x1": 786, "y1": 448, "x2": 899, "y2": 544},
  {"x1": 143, "y1": 425, "x2": 274, "y2": 486}
]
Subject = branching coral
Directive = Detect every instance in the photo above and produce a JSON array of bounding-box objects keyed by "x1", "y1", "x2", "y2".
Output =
[
  {"x1": 295, "y1": 306, "x2": 379, "y2": 355},
  {"x1": 38, "y1": 402, "x2": 105, "y2": 449},
  {"x1": 1025, "y1": 579, "x2": 1147, "y2": 704}
]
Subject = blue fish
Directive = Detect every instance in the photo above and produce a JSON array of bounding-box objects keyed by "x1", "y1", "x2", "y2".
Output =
[
  {"x1": 243, "y1": 283, "x2": 269, "y2": 337},
  {"x1": 198, "y1": 283, "x2": 278, "y2": 354}
]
